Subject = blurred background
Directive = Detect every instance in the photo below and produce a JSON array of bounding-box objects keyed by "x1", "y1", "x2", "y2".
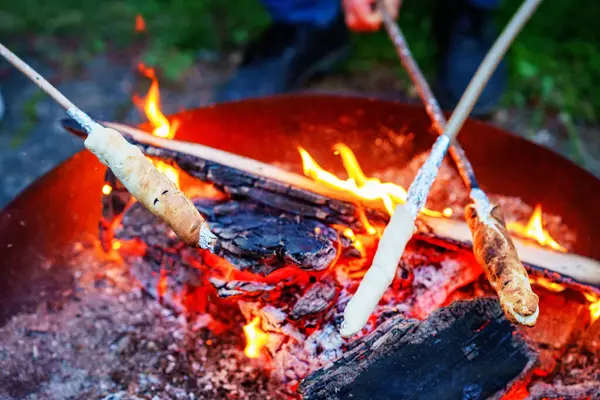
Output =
[{"x1": 0, "y1": 0, "x2": 599, "y2": 208}]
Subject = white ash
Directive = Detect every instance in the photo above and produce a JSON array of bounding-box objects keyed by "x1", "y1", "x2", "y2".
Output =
[{"x1": 0, "y1": 243, "x2": 290, "y2": 400}]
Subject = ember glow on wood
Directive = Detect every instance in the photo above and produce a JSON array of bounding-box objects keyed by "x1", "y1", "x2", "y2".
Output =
[
  {"x1": 341, "y1": 0, "x2": 544, "y2": 337},
  {"x1": 0, "y1": 42, "x2": 217, "y2": 252}
]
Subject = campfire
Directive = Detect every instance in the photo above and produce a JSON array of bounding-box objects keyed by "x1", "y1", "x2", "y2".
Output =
[
  {"x1": 71, "y1": 73, "x2": 599, "y2": 399},
  {"x1": 1, "y1": 91, "x2": 599, "y2": 399},
  {"x1": 0, "y1": 3, "x2": 598, "y2": 396}
]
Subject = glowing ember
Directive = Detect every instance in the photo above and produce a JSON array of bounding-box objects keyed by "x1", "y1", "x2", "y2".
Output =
[
  {"x1": 298, "y1": 144, "x2": 452, "y2": 218},
  {"x1": 507, "y1": 204, "x2": 567, "y2": 252},
  {"x1": 243, "y1": 317, "x2": 269, "y2": 359},
  {"x1": 157, "y1": 271, "x2": 168, "y2": 299},
  {"x1": 583, "y1": 292, "x2": 600, "y2": 323},
  {"x1": 135, "y1": 14, "x2": 146, "y2": 33},
  {"x1": 102, "y1": 184, "x2": 113, "y2": 196},
  {"x1": 134, "y1": 64, "x2": 181, "y2": 188},
  {"x1": 112, "y1": 241, "x2": 121, "y2": 251}
]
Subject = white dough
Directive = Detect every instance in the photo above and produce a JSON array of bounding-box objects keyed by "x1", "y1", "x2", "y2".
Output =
[{"x1": 341, "y1": 204, "x2": 415, "y2": 337}]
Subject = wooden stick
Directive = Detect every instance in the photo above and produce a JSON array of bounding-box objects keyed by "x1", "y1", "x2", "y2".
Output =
[
  {"x1": 0, "y1": 43, "x2": 218, "y2": 252},
  {"x1": 378, "y1": 0, "x2": 477, "y2": 190},
  {"x1": 378, "y1": 2, "x2": 539, "y2": 326},
  {"x1": 66, "y1": 120, "x2": 600, "y2": 287},
  {"x1": 341, "y1": 0, "x2": 544, "y2": 337}
]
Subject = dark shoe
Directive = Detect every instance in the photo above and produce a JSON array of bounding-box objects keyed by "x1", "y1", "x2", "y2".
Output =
[
  {"x1": 433, "y1": 0, "x2": 507, "y2": 116},
  {"x1": 214, "y1": 16, "x2": 351, "y2": 103}
]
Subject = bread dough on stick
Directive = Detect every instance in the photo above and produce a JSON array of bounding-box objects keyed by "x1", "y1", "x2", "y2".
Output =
[
  {"x1": 465, "y1": 203, "x2": 539, "y2": 326},
  {"x1": 73, "y1": 110, "x2": 217, "y2": 252},
  {"x1": 340, "y1": 204, "x2": 414, "y2": 337}
]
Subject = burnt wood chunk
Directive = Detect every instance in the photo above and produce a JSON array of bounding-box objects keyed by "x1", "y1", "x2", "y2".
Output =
[
  {"x1": 115, "y1": 198, "x2": 339, "y2": 275},
  {"x1": 298, "y1": 298, "x2": 535, "y2": 400},
  {"x1": 209, "y1": 277, "x2": 276, "y2": 298},
  {"x1": 290, "y1": 278, "x2": 338, "y2": 320},
  {"x1": 195, "y1": 199, "x2": 339, "y2": 274}
]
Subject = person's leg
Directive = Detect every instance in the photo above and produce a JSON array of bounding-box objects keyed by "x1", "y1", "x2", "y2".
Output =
[
  {"x1": 433, "y1": 0, "x2": 506, "y2": 116},
  {"x1": 214, "y1": 0, "x2": 350, "y2": 103}
]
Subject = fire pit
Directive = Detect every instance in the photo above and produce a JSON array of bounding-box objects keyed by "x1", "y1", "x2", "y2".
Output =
[{"x1": 1, "y1": 95, "x2": 599, "y2": 400}]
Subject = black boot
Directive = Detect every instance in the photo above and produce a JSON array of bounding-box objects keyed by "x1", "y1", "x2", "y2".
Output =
[
  {"x1": 433, "y1": 0, "x2": 507, "y2": 116},
  {"x1": 214, "y1": 15, "x2": 351, "y2": 103}
]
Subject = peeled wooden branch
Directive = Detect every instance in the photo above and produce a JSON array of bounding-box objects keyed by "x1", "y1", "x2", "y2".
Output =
[
  {"x1": 378, "y1": 1, "x2": 538, "y2": 327},
  {"x1": 341, "y1": 0, "x2": 544, "y2": 337},
  {"x1": 0, "y1": 43, "x2": 217, "y2": 251}
]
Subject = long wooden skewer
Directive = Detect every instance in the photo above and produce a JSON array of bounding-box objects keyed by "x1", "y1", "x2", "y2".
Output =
[
  {"x1": 377, "y1": 1, "x2": 539, "y2": 327},
  {"x1": 341, "y1": 0, "x2": 544, "y2": 337},
  {"x1": 0, "y1": 43, "x2": 218, "y2": 252}
]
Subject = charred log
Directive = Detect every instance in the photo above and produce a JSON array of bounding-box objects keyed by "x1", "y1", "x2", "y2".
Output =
[
  {"x1": 115, "y1": 198, "x2": 341, "y2": 275},
  {"x1": 298, "y1": 298, "x2": 536, "y2": 400}
]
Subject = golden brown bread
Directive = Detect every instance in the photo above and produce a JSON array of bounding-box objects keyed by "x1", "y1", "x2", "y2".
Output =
[{"x1": 465, "y1": 204, "x2": 539, "y2": 326}]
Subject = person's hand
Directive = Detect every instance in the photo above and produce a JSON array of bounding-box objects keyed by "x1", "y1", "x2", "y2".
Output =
[{"x1": 342, "y1": 0, "x2": 400, "y2": 32}]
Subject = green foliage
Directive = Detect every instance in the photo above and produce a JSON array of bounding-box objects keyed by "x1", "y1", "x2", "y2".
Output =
[{"x1": 0, "y1": 0, "x2": 598, "y2": 120}]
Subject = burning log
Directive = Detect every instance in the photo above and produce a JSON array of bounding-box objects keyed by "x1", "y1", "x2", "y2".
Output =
[
  {"x1": 117, "y1": 198, "x2": 341, "y2": 275},
  {"x1": 62, "y1": 118, "x2": 600, "y2": 285},
  {"x1": 298, "y1": 298, "x2": 536, "y2": 399}
]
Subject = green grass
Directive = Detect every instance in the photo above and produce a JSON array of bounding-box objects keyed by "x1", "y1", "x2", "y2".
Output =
[{"x1": 1, "y1": 0, "x2": 599, "y2": 121}]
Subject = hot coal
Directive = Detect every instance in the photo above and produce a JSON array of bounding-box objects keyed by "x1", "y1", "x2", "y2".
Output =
[
  {"x1": 290, "y1": 278, "x2": 338, "y2": 320},
  {"x1": 298, "y1": 298, "x2": 536, "y2": 400},
  {"x1": 209, "y1": 277, "x2": 276, "y2": 299}
]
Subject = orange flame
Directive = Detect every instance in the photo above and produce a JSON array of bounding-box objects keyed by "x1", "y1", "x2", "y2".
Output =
[
  {"x1": 243, "y1": 317, "x2": 269, "y2": 359},
  {"x1": 298, "y1": 144, "x2": 452, "y2": 219},
  {"x1": 507, "y1": 205, "x2": 567, "y2": 252},
  {"x1": 134, "y1": 64, "x2": 180, "y2": 139},
  {"x1": 530, "y1": 276, "x2": 566, "y2": 293},
  {"x1": 583, "y1": 292, "x2": 600, "y2": 323},
  {"x1": 135, "y1": 14, "x2": 146, "y2": 33},
  {"x1": 590, "y1": 301, "x2": 600, "y2": 323},
  {"x1": 134, "y1": 64, "x2": 181, "y2": 187},
  {"x1": 343, "y1": 228, "x2": 365, "y2": 257}
]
